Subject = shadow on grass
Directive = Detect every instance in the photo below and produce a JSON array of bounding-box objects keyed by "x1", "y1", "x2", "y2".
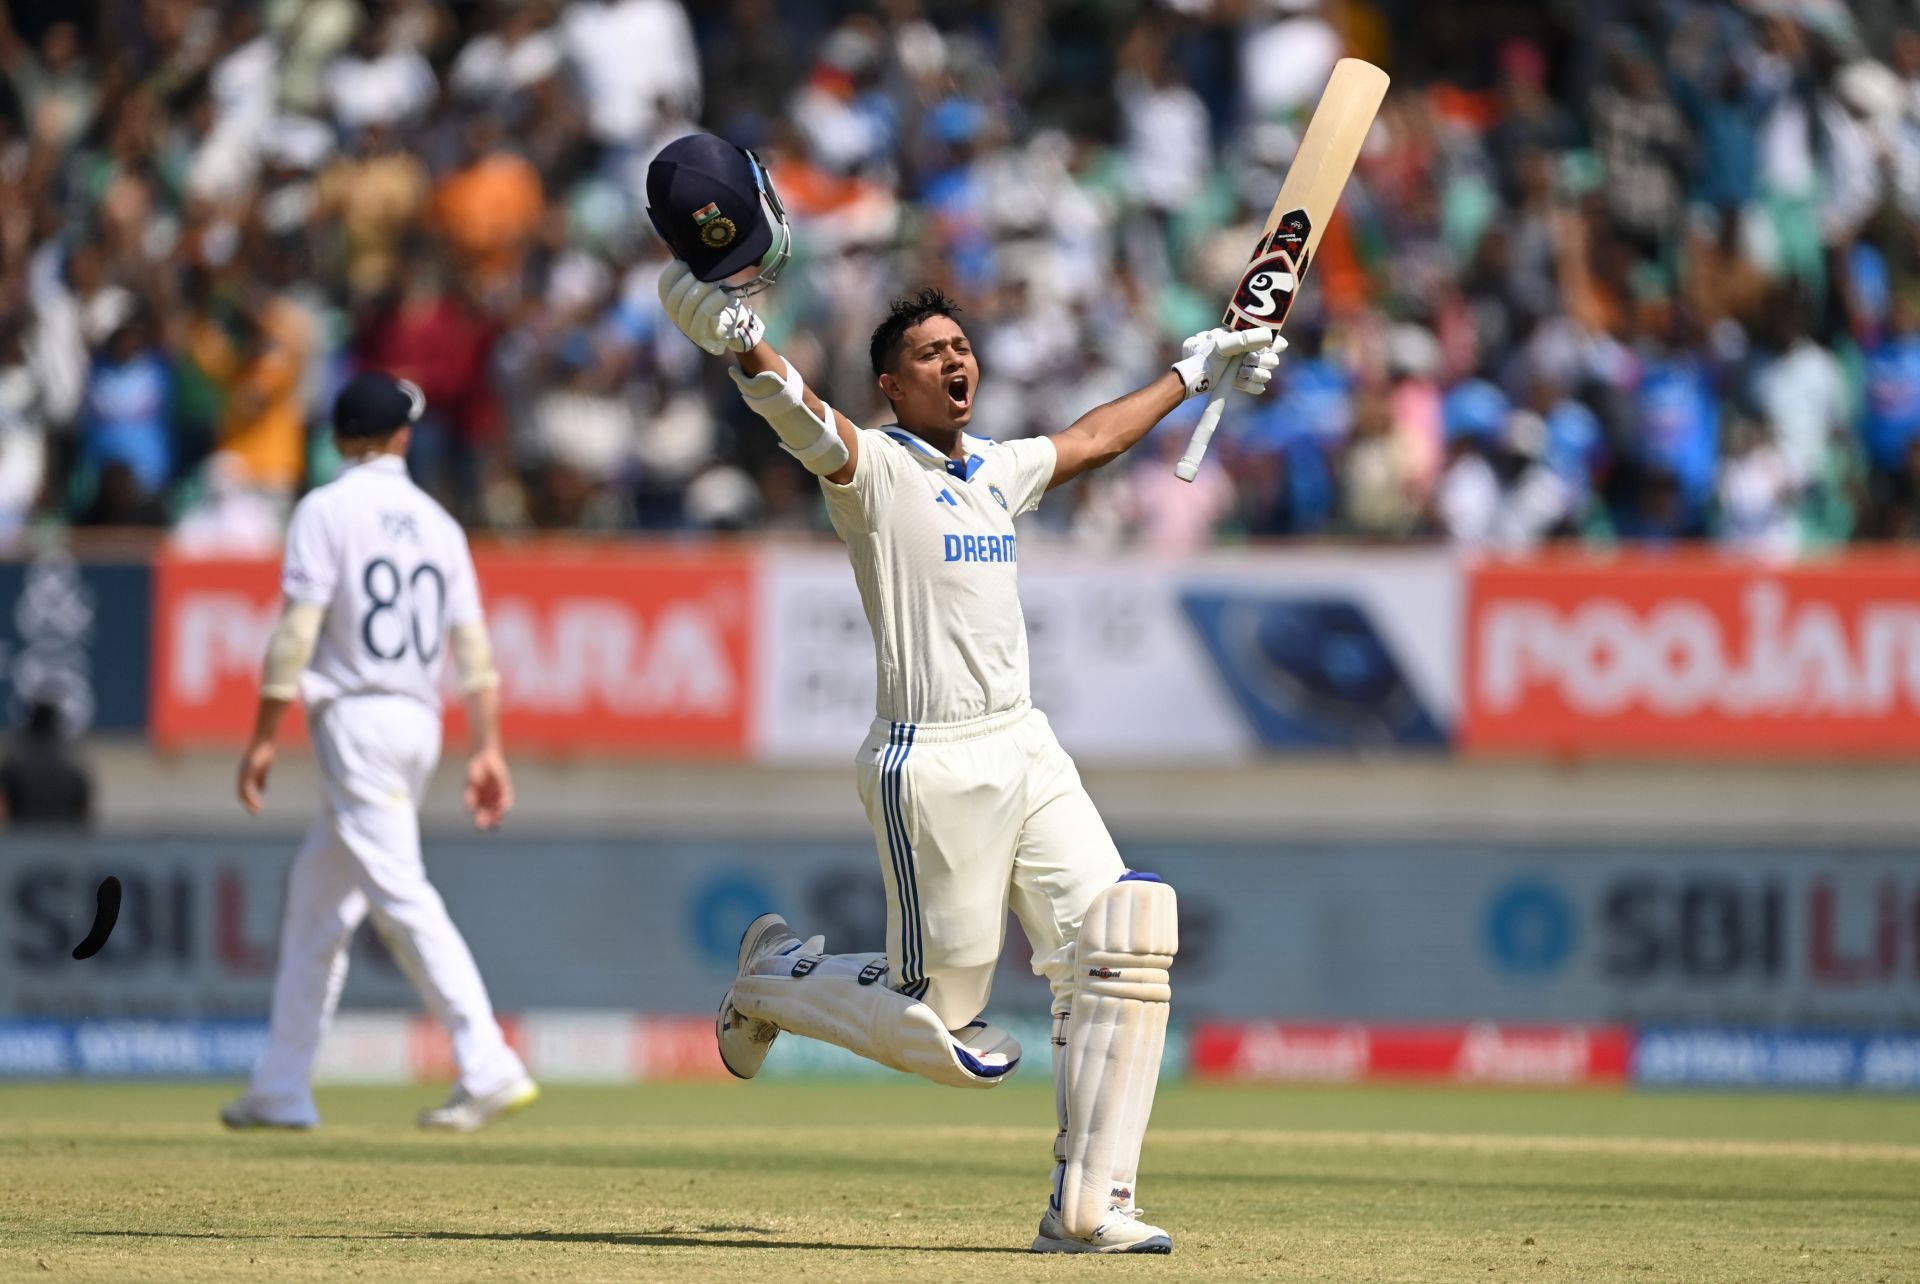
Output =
[{"x1": 75, "y1": 1228, "x2": 1031, "y2": 1255}]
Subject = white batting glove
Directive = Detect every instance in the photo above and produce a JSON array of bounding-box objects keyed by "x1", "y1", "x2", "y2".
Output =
[
  {"x1": 1171, "y1": 326, "x2": 1284, "y2": 398},
  {"x1": 657, "y1": 260, "x2": 766, "y2": 356}
]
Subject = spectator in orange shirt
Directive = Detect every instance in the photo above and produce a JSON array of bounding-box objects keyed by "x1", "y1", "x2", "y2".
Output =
[
  {"x1": 216, "y1": 304, "x2": 308, "y2": 500},
  {"x1": 433, "y1": 113, "x2": 543, "y2": 297}
]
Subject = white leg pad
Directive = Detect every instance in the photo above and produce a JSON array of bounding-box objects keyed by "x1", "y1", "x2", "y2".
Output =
[
  {"x1": 1057, "y1": 876, "x2": 1177, "y2": 1238},
  {"x1": 730, "y1": 966, "x2": 1022, "y2": 1090}
]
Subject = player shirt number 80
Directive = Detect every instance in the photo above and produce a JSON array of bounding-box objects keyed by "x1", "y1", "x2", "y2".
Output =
[{"x1": 280, "y1": 460, "x2": 486, "y2": 714}]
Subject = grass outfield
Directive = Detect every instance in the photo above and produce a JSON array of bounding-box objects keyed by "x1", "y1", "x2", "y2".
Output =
[{"x1": 2, "y1": 1081, "x2": 1917, "y2": 1282}]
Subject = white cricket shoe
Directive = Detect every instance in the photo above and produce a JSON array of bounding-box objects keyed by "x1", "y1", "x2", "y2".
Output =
[
  {"x1": 417, "y1": 1076, "x2": 540, "y2": 1132},
  {"x1": 1031, "y1": 1199, "x2": 1174, "y2": 1254},
  {"x1": 715, "y1": 912, "x2": 808, "y2": 1079},
  {"x1": 219, "y1": 1097, "x2": 316, "y2": 1131}
]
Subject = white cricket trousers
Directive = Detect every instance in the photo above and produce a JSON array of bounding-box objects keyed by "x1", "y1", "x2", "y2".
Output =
[
  {"x1": 247, "y1": 694, "x2": 525, "y2": 1121},
  {"x1": 855, "y1": 703, "x2": 1126, "y2": 1031}
]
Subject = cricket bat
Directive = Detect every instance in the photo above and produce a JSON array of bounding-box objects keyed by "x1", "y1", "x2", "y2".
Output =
[{"x1": 1175, "y1": 58, "x2": 1388, "y2": 482}]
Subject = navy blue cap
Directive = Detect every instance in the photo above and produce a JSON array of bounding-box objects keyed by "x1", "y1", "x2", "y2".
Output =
[
  {"x1": 333, "y1": 371, "x2": 425, "y2": 438},
  {"x1": 646, "y1": 133, "x2": 775, "y2": 284}
]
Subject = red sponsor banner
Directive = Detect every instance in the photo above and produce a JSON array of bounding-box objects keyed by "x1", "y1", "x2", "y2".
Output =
[
  {"x1": 152, "y1": 545, "x2": 754, "y2": 754},
  {"x1": 1191, "y1": 1022, "x2": 1632, "y2": 1086},
  {"x1": 410, "y1": 1014, "x2": 527, "y2": 1083},
  {"x1": 631, "y1": 1015, "x2": 731, "y2": 1081},
  {"x1": 1463, "y1": 555, "x2": 1920, "y2": 757}
]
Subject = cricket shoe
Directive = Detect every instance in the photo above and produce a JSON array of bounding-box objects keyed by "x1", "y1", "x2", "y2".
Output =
[
  {"x1": 219, "y1": 1097, "x2": 316, "y2": 1131},
  {"x1": 417, "y1": 1076, "x2": 540, "y2": 1132},
  {"x1": 1031, "y1": 1199, "x2": 1173, "y2": 1254},
  {"x1": 716, "y1": 912, "x2": 817, "y2": 1080}
]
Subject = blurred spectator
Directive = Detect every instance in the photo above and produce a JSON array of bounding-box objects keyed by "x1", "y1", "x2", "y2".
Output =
[
  {"x1": 1748, "y1": 289, "x2": 1848, "y2": 496},
  {"x1": 211, "y1": 306, "x2": 307, "y2": 502},
  {"x1": 1716, "y1": 413, "x2": 1801, "y2": 559},
  {"x1": 323, "y1": 15, "x2": 436, "y2": 134},
  {"x1": 171, "y1": 452, "x2": 288, "y2": 556},
  {"x1": 315, "y1": 123, "x2": 429, "y2": 299},
  {"x1": 1338, "y1": 385, "x2": 1421, "y2": 538},
  {"x1": 78, "y1": 313, "x2": 171, "y2": 508},
  {"x1": 1240, "y1": 0, "x2": 1340, "y2": 122},
  {"x1": 433, "y1": 113, "x2": 545, "y2": 295},
  {"x1": 1120, "y1": 24, "x2": 1211, "y2": 230},
  {"x1": 0, "y1": 319, "x2": 47, "y2": 545},
  {"x1": 0, "y1": 698, "x2": 92, "y2": 829},
  {"x1": 1589, "y1": 45, "x2": 1689, "y2": 257},
  {"x1": 562, "y1": 0, "x2": 700, "y2": 150},
  {"x1": 355, "y1": 258, "x2": 499, "y2": 518},
  {"x1": 1435, "y1": 378, "x2": 1570, "y2": 551},
  {"x1": 451, "y1": 1, "x2": 564, "y2": 101},
  {"x1": 0, "y1": 15, "x2": 97, "y2": 153},
  {"x1": 1862, "y1": 292, "x2": 1920, "y2": 492}
]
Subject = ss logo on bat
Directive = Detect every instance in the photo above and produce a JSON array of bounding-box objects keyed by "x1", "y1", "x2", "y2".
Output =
[{"x1": 1226, "y1": 209, "x2": 1312, "y2": 330}]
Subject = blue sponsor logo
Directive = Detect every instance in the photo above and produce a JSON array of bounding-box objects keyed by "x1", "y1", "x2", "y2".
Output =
[
  {"x1": 1632, "y1": 1028, "x2": 1920, "y2": 1091},
  {"x1": 0, "y1": 1020, "x2": 268, "y2": 1077},
  {"x1": 1483, "y1": 879, "x2": 1577, "y2": 977},
  {"x1": 944, "y1": 534, "x2": 1017, "y2": 564},
  {"x1": 935, "y1": 489, "x2": 958, "y2": 506},
  {"x1": 1178, "y1": 592, "x2": 1446, "y2": 748},
  {"x1": 688, "y1": 873, "x2": 779, "y2": 966}
]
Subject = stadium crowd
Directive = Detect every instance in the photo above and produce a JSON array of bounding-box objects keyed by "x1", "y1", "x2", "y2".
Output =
[{"x1": 1, "y1": 0, "x2": 1919, "y2": 555}]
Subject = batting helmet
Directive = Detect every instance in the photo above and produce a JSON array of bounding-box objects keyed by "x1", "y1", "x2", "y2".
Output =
[{"x1": 646, "y1": 133, "x2": 792, "y2": 296}]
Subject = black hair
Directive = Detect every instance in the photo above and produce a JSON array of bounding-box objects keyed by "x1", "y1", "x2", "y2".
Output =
[{"x1": 869, "y1": 287, "x2": 963, "y2": 377}]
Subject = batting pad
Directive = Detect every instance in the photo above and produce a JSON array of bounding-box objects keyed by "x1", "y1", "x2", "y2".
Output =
[
  {"x1": 1057, "y1": 875, "x2": 1178, "y2": 1237},
  {"x1": 729, "y1": 969, "x2": 1022, "y2": 1090}
]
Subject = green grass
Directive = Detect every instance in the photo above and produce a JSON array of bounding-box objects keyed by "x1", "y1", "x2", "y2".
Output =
[{"x1": 2, "y1": 1081, "x2": 1917, "y2": 1282}]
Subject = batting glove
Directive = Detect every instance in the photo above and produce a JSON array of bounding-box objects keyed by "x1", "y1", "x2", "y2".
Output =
[
  {"x1": 658, "y1": 260, "x2": 766, "y2": 356},
  {"x1": 1171, "y1": 326, "x2": 1284, "y2": 398}
]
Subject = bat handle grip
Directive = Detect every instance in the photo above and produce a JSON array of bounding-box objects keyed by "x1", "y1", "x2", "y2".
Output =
[{"x1": 1174, "y1": 356, "x2": 1240, "y2": 482}]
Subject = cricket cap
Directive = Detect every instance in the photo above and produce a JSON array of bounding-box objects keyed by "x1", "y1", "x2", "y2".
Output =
[{"x1": 333, "y1": 370, "x2": 426, "y2": 438}]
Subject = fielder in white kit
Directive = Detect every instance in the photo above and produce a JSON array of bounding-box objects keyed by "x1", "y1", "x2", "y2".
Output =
[
  {"x1": 221, "y1": 371, "x2": 538, "y2": 1134},
  {"x1": 647, "y1": 135, "x2": 1283, "y2": 1253}
]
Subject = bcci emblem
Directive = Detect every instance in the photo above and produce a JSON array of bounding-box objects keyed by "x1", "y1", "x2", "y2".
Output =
[
  {"x1": 693, "y1": 201, "x2": 737, "y2": 248},
  {"x1": 989, "y1": 484, "x2": 1008, "y2": 510}
]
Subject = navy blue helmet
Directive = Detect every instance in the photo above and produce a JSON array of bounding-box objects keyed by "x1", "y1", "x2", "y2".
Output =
[{"x1": 646, "y1": 133, "x2": 791, "y2": 295}]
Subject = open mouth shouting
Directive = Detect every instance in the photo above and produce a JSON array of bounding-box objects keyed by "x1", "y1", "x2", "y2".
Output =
[{"x1": 945, "y1": 371, "x2": 972, "y2": 414}]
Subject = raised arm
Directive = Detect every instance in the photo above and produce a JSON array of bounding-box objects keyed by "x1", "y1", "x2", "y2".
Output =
[
  {"x1": 735, "y1": 340, "x2": 861, "y2": 486},
  {"x1": 659, "y1": 262, "x2": 860, "y2": 485},
  {"x1": 1046, "y1": 326, "x2": 1281, "y2": 490}
]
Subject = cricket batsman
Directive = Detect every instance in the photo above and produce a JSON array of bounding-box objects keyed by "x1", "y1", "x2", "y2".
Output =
[
  {"x1": 648, "y1": 134, "x2": 1281, "y2": 1253},
  {"x1": 221, "y1": 372, "x2": 537, "y2": 1134}
]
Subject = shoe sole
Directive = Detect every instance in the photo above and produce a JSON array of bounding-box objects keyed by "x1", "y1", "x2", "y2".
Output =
[
  {"x1": 717, "y1": 913, "x2": 792, "y2": 1081},
  {"x1": 1030, "y1": 1235, "x2": 1173, "y2": 1254},
  {"x1": 220, "y1": 1117, "x2": 315, "y2": 1132}
]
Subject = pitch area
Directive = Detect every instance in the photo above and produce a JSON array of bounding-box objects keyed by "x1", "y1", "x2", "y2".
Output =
[{"x1": 2, "y1": 1080, "x2": 1915, "y2": 1282}]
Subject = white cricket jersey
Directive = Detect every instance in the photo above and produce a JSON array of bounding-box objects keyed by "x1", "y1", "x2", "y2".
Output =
[
  {"x1": 280, "y1": 454, "x2": 485, "y2": 714},
  {"x1": 822, "y1": 427, "x2": 1057, "y2": 726}
]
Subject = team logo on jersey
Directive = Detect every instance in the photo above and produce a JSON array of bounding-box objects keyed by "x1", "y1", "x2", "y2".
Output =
[
  {"x1": 1225, "y1": 209, "x2": 1312, "y2": 331},
  {"x1": 989, "y1": 483, "x2": 1008, "y2": 510},
  {"x1": 693, "y1": 201, "x2": 737, "y2": 248}
]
